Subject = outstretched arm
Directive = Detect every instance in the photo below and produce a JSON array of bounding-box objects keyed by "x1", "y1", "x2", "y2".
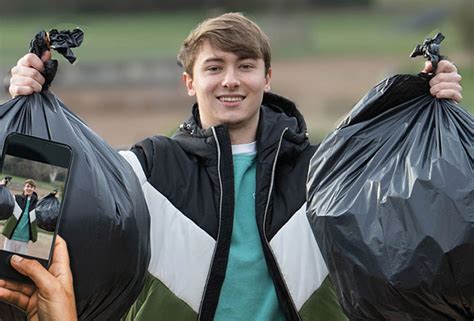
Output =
[{"x1": 0, "y1": 235, "x2": 77, "y2": 321}]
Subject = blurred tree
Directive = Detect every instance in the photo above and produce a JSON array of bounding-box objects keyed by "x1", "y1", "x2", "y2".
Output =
[{"x1": 3, "y1": 157, "x2": 67, "y2": 183}]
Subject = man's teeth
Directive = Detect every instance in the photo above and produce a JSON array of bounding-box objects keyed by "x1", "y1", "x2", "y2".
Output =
[{"x1": 219, "y1": 96, "x2": 243, "y2": 102}]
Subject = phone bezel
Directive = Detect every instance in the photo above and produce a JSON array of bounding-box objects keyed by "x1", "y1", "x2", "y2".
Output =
[{"x1": 0, "y1": 133, "x2": 73, "y2": 283}]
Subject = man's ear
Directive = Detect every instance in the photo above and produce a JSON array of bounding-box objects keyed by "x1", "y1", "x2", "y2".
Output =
[
  {"x1": 182, "y1": 72, "x2": 195, "y2": 96},
  {"x1": 264, "y1": 67, "x2": 272, "y2": 92}
]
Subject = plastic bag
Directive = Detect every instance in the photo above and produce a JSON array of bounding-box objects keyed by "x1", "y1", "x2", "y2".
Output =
[
  {"x1": 307, "y1": 71, "x2": 474, "y2": 320},
  {"x1": 0, "y1": 178, "x2": 14, "y2": 220},
  {"x1": 0, "y1": 30, "x2": 150, "y2": 320},
  {"x1": 35, "y1": 192, "x2": 61, "y2": 231}
]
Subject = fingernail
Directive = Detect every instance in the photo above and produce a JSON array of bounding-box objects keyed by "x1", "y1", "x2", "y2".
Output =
[{"x1": 11, "y1": 255, "x2": 23, "y2": 263}]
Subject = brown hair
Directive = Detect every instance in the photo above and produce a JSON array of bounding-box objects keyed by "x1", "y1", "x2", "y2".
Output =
[
  {"x1": 177, "y1": 12, "x2": 271, "y2": 77},
  {"x1": 24, "y1": 179, "x2": 36, "y2": 188}
]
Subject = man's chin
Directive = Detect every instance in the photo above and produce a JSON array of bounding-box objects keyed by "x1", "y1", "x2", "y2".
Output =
[
  {"x1": 217, "y1": 113, "x2": 259, "y2": 131},
  {"x1": 220, "y1": 118, "x2": 245, "y2": 129}
]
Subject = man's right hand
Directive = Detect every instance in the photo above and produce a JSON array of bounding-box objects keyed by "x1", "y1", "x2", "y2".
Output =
[
  {"x1": 0, "y1": 235, "x2": 77, "y2": 321},
  {"x1": 9, "y1": 51, "x2": 51, "y2": 98}
]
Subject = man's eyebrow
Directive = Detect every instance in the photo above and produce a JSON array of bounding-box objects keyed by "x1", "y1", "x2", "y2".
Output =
[
  {"x1": 202, "y1": 56, "x2": 257, "y2": 64},
  {"x1": 202, "y1": 57, "x2": 225, "y2": 64}
]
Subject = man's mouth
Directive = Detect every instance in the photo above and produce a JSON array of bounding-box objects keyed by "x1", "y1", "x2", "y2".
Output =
[{"x1": 217, "y1": 95, "x2": 245, "y2": 102}]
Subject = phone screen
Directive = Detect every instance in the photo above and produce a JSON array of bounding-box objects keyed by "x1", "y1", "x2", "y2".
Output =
[{"x1": 0, "y1": 133, "x2": 72, "y2": 280}]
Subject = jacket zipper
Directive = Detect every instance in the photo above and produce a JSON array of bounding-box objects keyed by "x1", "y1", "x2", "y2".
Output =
[
  {"x1": 262, "y1": 127, "x2": 301, "y2": 320},
  {"x1": 198, "y1": 126, "x2": 223, "y2": 320}
]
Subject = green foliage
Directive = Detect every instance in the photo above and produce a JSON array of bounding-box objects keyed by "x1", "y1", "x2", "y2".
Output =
[
  {"x1": 454, "y1": 1, "x2": 474, "y2": 52},
  {"x1": 0, "y1": 10, "x2": 471, "y2": 111},
  {"x1": 457, "y1": 67, "x2": 474, "y2": 114},
  {"x1": 0, "y1": 10, "x2": 467, "y2": 66},
  {"x1": 0, "y1": 12, "x2": 202, "y2": 67}
]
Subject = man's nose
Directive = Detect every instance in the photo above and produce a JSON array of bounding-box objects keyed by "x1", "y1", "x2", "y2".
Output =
[{"x1": 221, "y1": 68, "x2": 240, "y2": 89}]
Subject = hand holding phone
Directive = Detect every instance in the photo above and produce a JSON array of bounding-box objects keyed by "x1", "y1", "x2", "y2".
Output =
[
  {"x1": 0, "y1": 235, "x2": 77, "y2": 321},
  {"x1": 0, "y1": 133, "x2": 72, "y2": 283}
]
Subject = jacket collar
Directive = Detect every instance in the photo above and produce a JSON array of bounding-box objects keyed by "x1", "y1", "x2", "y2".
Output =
[
  {"x1": 257, "y1": 92, "x2": 309, "y2": 162},
  {"x1": 173, "y1": 92, "x2": 309, "y2": 161}
]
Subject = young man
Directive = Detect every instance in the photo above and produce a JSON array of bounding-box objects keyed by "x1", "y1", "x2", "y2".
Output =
[
  {"x1": 2, "y1": 179, "x2": 39, "y2": 255},
  {"x1": 0, "y1": 12, "x2": 463, "y2": 321}
]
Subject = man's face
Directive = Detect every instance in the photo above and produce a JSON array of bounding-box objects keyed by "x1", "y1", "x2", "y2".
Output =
[
  {"x1": 23, "y1": 183, "x2": 35, "y2": 196},
  {"x1": 183, "y1": 41, "x2": 271, "y2": 135}
]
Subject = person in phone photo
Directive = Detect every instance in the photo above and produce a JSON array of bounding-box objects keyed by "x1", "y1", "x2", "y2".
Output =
[{"x1": 2, "y1": 179, "x2": 39, "y2": 255}]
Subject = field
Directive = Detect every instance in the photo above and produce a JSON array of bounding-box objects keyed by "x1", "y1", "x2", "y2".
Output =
[
  {"x1": 0, "y1": 10, "x2": 472, "y2": 146},
  {"x1": 0, "y1": 10, "x2": 469, "y2": 63}
]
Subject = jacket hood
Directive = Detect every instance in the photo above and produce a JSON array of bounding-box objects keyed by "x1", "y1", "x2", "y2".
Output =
[
  {"x1": 257, "y1": 92, "x2": 309, "y2": 162},
  {"x1": 173, "y1": 92, "x2": 310, "y2": 161}
]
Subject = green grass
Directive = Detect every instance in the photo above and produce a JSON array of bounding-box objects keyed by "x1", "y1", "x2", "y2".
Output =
[
  {"x1": 0, "y1": 10, "x2": 467, "y2": 63},
  {"x1": 1, "y1": 10, "x2": 471, "y2": 110},
  {"x1": 457, "y1": 67, "x2": 474, "y2": 114},
  {"x1": 0, "y1": 12, "x2": 203, "y2": 66}
]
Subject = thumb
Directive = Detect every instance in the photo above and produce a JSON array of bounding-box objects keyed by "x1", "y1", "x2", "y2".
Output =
[
  {"x1": 10, "y1": 255, "x2": 55, "y2": 292},
  {"x1": 421, "y1": 61, "x2": 433, "y2": 73},
  {"x1": 41, "y1": 50, "x2": 51, "y2": 62}
]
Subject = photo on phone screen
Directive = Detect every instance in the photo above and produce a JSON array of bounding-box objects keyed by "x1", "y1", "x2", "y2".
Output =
[{"x1": 0, "y1": 133, "x2": 72, "y2": 279}]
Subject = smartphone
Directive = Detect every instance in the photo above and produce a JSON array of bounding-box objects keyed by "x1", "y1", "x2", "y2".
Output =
[{"x1": 0, "y1": 133, "x2": 72, "y2": 283}]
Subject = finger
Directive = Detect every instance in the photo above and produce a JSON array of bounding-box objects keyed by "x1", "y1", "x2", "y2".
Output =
[
  {"x1": 9, "y1": 85, "x2": 35, "y2": 98},
  {"x1": 0, "y1": 286, "x2": 32, "y2": 311},
  {"x1": 17, "y1": 54, "x2": 45, "y2": 72},
  {"x1": 10, "y1": 75, "x2": 43, "y2": 93},
  {"x1": 41, "y1": 50, "x2": 52, "y2": 62},
  {"x1": 11, "y1": 65, "x2": 46, "y2": 86},
  {"x1": 52, "y1": 235, "x2": 70, "y2": 267},
  {"x1": 49, "y1": 236, "x2": 74, "y2": 286},
  {"x1": 0, "y1": 278, "x2": 35, "y2": 296},
  {"x1": 10, "y1": 255, "x2": 57, "y2": 293},
  {"x1": 435, "y1": 60, "x2": 457, "y2": 74},
  {"x1": 430, "y1": 82, "x2": 462, "y2": 95},
  {"x1": 429, "y1": 72, "x2": 462, "y2": 87},
  {"x1": 435, "y1": 89, "x2": 462, "y2": 103},
  {"x1": 421, "y1": 61, "x2": 432, "y2": 74}
]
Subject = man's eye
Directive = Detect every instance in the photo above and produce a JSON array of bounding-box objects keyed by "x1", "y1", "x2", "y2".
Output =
[
  {"x1": 206, "y1": 66, "x2": 221, "y2": 72},
  {"x1": 240, "y1": 64, "x2": 254, "y2": 70}
]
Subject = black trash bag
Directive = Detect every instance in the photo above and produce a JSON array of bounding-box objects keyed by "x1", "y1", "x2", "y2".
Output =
[
  {"x1": 0, "y1": 304, "x2": 26, "y2": 321},
  {"x1": 0, "y1": 177, "x2": 15, "y2": 220},
  {"x1": 307, "y1": 70, "x2": 474, "y2": 319},
  {"x1": 0, "y1": 30, "x2": 150, "y2": 320},
  {"x1": 35, "y1": 192, "x2": 61, "y2": 231}
]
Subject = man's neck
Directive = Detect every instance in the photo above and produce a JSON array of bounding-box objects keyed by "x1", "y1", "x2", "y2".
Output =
[
  {"x1": 229, "y1": 128, "x2": 257, "y2": 145},
  {"x1": 227, "y1": 115, "x2": 259, "y2": 145},
  {"x1": 199, "y1": 106, "x2": 260, "y2": 145}
]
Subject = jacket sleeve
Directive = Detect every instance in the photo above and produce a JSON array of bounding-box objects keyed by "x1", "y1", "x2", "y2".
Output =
[
  {"x1": 129, "y1": 138, "x2": 156, "y2": 180},
  {"x1": 118, "y1": 138, "x2": 157, "y2": 185}
]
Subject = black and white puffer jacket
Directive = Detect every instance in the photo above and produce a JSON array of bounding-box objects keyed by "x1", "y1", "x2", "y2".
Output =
[{"x1": 120, "y1": 92, "x2": 345, "y2": 321}]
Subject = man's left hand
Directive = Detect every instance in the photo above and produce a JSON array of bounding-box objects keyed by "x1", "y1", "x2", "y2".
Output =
[{"x1": 424, "y1": 60, "x2": 462, "y2": 103}]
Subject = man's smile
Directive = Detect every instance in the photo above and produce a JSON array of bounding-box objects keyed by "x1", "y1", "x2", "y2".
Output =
[{"x1": 217, "y1": 95, "x2": 246, "y2": 103}]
